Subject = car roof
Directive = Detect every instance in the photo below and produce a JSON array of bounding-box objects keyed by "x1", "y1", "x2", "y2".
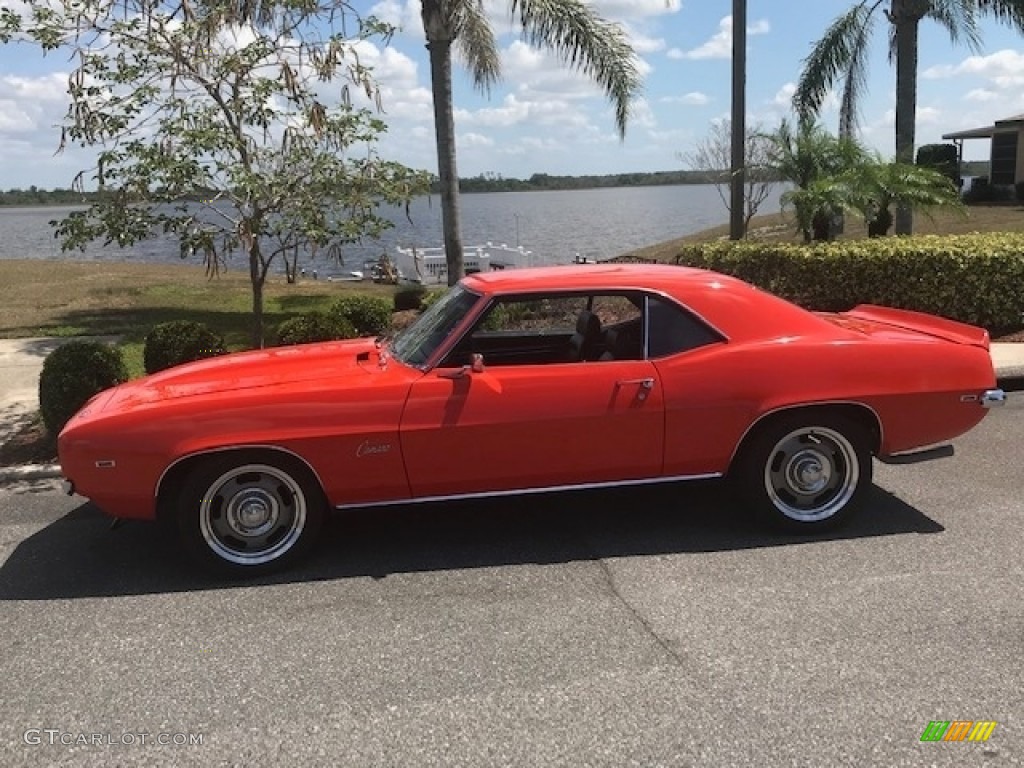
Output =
[{"x1": 461, "y1": 263, "x2": 827, "y2": 342}]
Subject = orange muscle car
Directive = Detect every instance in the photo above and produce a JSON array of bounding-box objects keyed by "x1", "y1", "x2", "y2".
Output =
[{"x1": 58, "y1": 264, "x2": 1005, "y2": 574}]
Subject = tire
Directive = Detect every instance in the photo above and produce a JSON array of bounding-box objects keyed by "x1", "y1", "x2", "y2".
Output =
[
  {"x1": 177, "y1": 452, "x2": 325, "y2": 576},
  {"x1": 734, "y1": 412, "x2": 872, "y2": 532}
]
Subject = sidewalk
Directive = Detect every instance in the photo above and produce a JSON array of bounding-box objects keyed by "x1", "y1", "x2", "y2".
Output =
[{"x1": 2, "y1": 336, "x2": 1023, "y2": 482}]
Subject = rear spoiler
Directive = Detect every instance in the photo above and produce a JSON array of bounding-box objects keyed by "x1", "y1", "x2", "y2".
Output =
[{"x1": 844, "y1": 305, "x2": 991, "y2": 350}]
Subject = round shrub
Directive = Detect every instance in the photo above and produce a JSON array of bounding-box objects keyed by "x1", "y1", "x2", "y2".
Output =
[
  {"x1": 328, "y1": 294, "x2": 392, "y2": 336},
  {"x1": 394, "y1": 286, "x2": 427, "y2": 312},
  {"x1": 143, "y1": 320, "x2": 226, "y2": 374},
  {"x1": 276, "y1": 312, "x2": 356, "y2": 346},
  {"x1": 39, "y1": 340, "x2": 127, "y2": 435}
]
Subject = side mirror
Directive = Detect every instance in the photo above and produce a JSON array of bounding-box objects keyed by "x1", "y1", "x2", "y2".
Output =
[{"x1": 439, "y1": 353, "x2": 485, "y2": 380}]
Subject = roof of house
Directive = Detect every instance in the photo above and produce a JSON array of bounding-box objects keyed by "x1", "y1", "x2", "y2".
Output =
[{"x1": 943, "y1": 113, "x2": 1024, "y2": 140}]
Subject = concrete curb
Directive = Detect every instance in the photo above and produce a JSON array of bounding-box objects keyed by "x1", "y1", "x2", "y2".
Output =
[{"x1": 0, "y1": 463, "x2": 62, "y2": 484}]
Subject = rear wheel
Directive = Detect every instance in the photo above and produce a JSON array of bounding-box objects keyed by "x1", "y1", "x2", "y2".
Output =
[
  {"x1": 735, "y1": 413, "x2": 872, "y2": 532},
  {"x1": 177, "y1": 453, "x2": 324, "y2": 576}
]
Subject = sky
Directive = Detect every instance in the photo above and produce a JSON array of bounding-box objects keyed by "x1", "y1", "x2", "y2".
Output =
[{"x1": 1, "y1": 0, "x2": 1023, "y2": 189}]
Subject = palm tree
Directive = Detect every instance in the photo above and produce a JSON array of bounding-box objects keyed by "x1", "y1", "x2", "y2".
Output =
[
  {"x1": 793, "y1": 0, "x2": 1024, "y2": 235},
  {"x1": 765, "y1": 119, "x2": 867, "y2": 242},
  {"x1": 844, "y1": 153, "x2": 965, "y2": 235},
  {"x1": 420, "y1": 0, "x2": 642, "y2": 284}
]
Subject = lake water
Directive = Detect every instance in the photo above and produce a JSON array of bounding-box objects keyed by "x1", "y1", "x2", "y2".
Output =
[{"x1": 0, "y1": 184, "x2": 784, "y2": 278}]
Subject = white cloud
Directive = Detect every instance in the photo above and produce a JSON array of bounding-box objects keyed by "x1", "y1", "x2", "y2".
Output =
[
  {"x1": 771, "y1": 82, "x2": 795, "y2": 108},
  {"x1": 965, "y1": 88, "x2": 999, "y2": 102},
  {"x1": 922, "y1": 49, "x2": 1024, "y2": 85},
  {"x1": 674, "y1": 15, "x2": 771, "y2": 61},
  {"x1": 630, "y1": 97, "x2": 657, "y2": 129},
  {"x1": 460, "y1": 131, "x2": 495, "y2": 148},
  {"x1": 368, "y1": 0, "x2": 424, "y2": 39},
  {"x1": 593, "y1": 0, "x2": 682, "y2": 18},
  {"x1": 661, "y1": 91, "x2": 709, "y2": 106}
]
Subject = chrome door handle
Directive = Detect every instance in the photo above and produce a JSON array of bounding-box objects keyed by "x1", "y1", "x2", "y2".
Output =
[
  {"x1": 616, "y1": 377, "x2": 655, "y2": 401},
  {"x1": 617, "y1": 378, "x2": 654, "y2": 389}
]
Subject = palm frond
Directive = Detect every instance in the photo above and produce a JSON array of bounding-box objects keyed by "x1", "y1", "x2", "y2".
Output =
[
  {"x1": 926, "y1": 0, "x2": 983, "y2": 51},
  {"x1": 793, "y1": 1, "x2": 881, "y2": 126},
  {"x1": 509, "y1": 0, "x2": 641, "y2": 138},
  {"x1": 453, "y1": 1, "x2": 501, "y2": 93},
  {"x1": 974, "y1": 0, "x2": 1024, "y2": 30}
]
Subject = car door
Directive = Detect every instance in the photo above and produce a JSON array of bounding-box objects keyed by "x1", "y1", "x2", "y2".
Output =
[{"x1": 398, "y1": 293, "x2": 664, "y2": 498}]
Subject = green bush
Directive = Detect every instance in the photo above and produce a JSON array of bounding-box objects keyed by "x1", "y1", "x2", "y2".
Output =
[
  {"x1": 419, "y1": 288, "x2": 448, "y2": 312},
  {"x1": 675, "y1": 233, "x2": 1024, "y2": 332},
  {"x1": 276, "y1": 312, "x2": 356, "y2": 345},
  {"x1": 39, "y1": 340, "x2": 128, "y2": 435},
  {"x1": 143, "y1": 320, "x2": 227, "y2": 374},
  {"x1": 328, "y1": 294, "x2": 392, "y2": 336},
  {"x1": 916, "y1": 143, "x2": 959, "y2": 186},
  {"x1": 394, "y1": 286, "x2": 427, "y2": 312}
]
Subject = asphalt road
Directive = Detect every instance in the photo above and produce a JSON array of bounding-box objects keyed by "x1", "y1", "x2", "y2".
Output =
[{"x1": 1, "y1": 397, "x2": 1021, "y2": 768}]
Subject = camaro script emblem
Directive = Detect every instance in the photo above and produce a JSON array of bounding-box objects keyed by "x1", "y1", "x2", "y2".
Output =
[{"x1": 356, "y1": 440, "x2": 392, "y2": 458}]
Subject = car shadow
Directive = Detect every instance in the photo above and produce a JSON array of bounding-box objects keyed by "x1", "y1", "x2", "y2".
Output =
[{"x1": 0, "y1": 481, "x2": 943, "y2": 600}]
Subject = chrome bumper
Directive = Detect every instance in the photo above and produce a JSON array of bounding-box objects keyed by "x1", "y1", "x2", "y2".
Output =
[{"x1": 981, "y1": 389, "x2": 1006, "y2": 408}]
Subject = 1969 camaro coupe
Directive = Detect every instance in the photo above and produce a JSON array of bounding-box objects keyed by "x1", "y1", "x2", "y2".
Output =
[{"x1": 59, "y1": 264, "x2": 1004, "y2": 574}]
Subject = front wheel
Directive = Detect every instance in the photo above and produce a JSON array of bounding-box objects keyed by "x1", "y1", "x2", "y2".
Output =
[
  {"x1": 734, "y1": 414, "x2": 872, "y2": 532},
  {"x1": 178, "y1": 453, "x2": 325, "y2": 576}
]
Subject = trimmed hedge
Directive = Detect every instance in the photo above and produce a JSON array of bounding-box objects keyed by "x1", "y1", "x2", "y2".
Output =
[
  {"x1": 328, "y1": 294, "x2": 392, "y2": 336},
  {"x1": 675, "y1": 233, "x2": 1024, "y2": 332},
  {"x1": 39, "y1": 340, "x2": 128, "y2": 435},
  {"x1": 394, "y1": 286, "x2": 428, "y2": 312},
  {"x1": 277, "y1": 312, "x2": 356, "y2": 345},
  {"x1": 144, "y1": 320, "x2": 227, "y2": 374}
]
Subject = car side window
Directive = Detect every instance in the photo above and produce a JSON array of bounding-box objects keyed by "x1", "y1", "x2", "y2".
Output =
[
  {"x1": 646, "y1": 295, "x2": 722, "y2": 358},
  {"x1": 440, "y1": 292, "x2": 645, "y2": 367}
]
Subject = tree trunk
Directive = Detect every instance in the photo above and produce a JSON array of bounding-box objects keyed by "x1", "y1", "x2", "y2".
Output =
[
  {"x1": 729, "y1": 0, "x2": 747, "y2": 240},
  {"x1": 249, "y1": 246, "x2": 264, "y2": 349},
  {"x1": 422, "y1": 8, "x2": 464, "y2": 287},
  {"x1": 892, "y1": 0, "x2": 926, "y2": 235}
]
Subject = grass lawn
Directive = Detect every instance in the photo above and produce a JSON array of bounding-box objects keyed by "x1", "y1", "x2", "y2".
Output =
[{"x1": 0, "y1": 260, "x2": 399, "y2": 377}]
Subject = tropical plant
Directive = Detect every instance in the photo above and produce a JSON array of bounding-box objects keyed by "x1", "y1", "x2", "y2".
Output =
[
  {"x1": 679, "y1": 120, "x2": 775, "y2": 238},
  {"x1": 844, "y1": 155, "x2": 965, "y2": 236},
  {"x1": 419, "y1": 0, "x2": 642, "y2": 285},
  {"x1": 792, "y1": 0, "x2": 1024, "y2": 235},
  {"x1": 1, "y1": 1, "x2": 431, "y2": 348},
  {"x1": 764, "y1": 120, "x2": 868, "y2": 242}
]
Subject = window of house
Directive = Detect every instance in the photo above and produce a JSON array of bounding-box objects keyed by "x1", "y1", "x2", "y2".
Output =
[{"x1": 991, "y1": 132, "x2": 1018, "y2": 186}]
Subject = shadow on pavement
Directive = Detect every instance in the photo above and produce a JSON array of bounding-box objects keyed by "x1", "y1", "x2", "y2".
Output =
[{"x1": 0, "y1": 481, "x2": 942, "y2": 600}]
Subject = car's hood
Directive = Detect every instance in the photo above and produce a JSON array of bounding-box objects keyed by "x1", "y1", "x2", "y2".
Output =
[{"x1": 108, "y1": 338, "x2": 385, "y2": 410}]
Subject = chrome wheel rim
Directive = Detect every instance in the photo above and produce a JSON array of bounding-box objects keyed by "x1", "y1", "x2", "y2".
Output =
[
  {"x1": 763, "y1": 426, "x2": 859, "y2": 523},
  {"x1": 199, "y1": 464, "x2": 307, "y2": 565}
]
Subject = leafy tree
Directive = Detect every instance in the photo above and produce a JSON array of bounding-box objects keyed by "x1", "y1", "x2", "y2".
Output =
[
  {"x1": 679, "y1": 119, "x2": 775, "y2": 238},
  {"x1": 792, "y1": 0, "x2": 1024, "y2": 235},
  {"x1": 1, "y1": 0, "x2": 430, "y2": 347},
  {"x1": 419, "y1": 0, "x2": 642, "y2": 285}
]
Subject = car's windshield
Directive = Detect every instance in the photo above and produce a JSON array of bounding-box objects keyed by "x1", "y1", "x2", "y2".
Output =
[{"x1": 390, "y1": 285, "x2": 481, "y2": 368}]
